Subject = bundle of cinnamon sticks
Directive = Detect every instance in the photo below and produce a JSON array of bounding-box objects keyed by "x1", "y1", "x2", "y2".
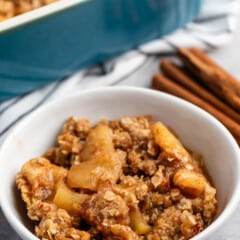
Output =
[{"x1": 152, "y1": 48, "x2": 240, "y2": 145}]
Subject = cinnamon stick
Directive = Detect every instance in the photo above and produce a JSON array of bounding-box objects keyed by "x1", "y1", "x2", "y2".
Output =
[
  {"x1": 160, "y1": 60, "x2": 240, "y2": 124},
  {"x1": 177, "y1": 48, "x2": 240, "y2": 112},
  {"x1": 152, "y1": 73, "x2": 240, "y2": 141},
  {"x1": 190, "y1": 47, "x2": 240, "y2": 94}
]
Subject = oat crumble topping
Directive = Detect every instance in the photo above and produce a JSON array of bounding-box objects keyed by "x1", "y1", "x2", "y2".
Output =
[{"x1": 16, "y1": 115, "x2": 217, "y2": 240}]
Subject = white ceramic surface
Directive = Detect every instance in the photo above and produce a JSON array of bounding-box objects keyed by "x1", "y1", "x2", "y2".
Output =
[{"x1": 0, "y1": 86, "x2": 240, "y2": 240}]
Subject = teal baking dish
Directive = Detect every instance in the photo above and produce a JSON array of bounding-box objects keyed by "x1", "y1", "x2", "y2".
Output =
[{"x1": 0, "y1": 0, "x2": 202, "y2": 102}]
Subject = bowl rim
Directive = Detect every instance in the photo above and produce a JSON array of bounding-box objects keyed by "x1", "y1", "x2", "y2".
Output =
[{"x1": 0, "y1": 86, "x2": 240, "y2": 240}]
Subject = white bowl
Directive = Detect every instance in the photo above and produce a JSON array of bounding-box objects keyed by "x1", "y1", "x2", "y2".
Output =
[{"x1": 0, "y1": 86, "x2": 240, "y2": 240}]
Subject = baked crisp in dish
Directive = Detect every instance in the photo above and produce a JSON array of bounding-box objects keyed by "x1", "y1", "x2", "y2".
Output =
[
  {"x1": 0, "y1": 0, "x2": 57, "y2": 21},
  {"x1": 16, "y1": 115, "x2": 217, "y2": 240}
]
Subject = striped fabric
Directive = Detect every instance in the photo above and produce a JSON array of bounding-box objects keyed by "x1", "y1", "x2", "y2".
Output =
[{"x1": 0, "y1": 0, "x2": 239, "y2": 239}]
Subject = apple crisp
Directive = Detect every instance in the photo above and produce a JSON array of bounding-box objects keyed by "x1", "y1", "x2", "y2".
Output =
[
  {"x1": 0, "y1": 0, "x2": 57, "y2": 22},
  {"x1": 16, "y1": 115, "x2": 217, "y2": 240}
]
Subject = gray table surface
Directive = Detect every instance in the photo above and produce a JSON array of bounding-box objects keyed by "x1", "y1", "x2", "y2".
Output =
[{"x1": 1, "y1": 14, "x2": 240, "y2": 240}]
